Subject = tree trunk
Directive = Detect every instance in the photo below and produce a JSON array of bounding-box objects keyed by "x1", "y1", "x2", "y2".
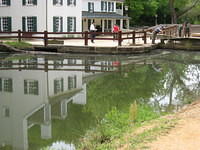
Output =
[{"x1": 169, "y1": 0, "x2": 177, "y2": 24}]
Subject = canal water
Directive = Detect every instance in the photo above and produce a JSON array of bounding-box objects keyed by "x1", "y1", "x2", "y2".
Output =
[{"x1": 0, "y1": 50, "x2": 200, "y2": 150}]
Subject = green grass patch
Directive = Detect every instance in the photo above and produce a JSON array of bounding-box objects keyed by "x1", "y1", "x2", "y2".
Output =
[{"x1": 4, "y1": 41, "x2": 33, "y2": 49}]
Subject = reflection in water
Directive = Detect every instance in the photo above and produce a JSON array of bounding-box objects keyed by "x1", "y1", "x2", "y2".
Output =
[{"x1": 0, "y1": 51, "x2": 200, "y2": 150}]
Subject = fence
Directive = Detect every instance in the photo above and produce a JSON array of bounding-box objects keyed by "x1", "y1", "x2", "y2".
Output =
[
  {"x1": 0, "y1": 25, "x2": 178, "y2": 47},
  {"x1": 0, "y1": 30, "x2": 147, "y2": 47}
]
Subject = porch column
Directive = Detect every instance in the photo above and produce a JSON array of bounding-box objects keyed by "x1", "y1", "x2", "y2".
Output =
[
  {"x1": 111, "y1": 19, "x2": 114, "y2": 30},
  {"x1": 126, "y1": 19, "x2": 130, "y2": 29},
  {"x1": 121, "y1": 3, "x2": 124, "y2": 16},
  {"x1": 120, "y1": 19, "x2": 123, "y2": 30},
  {"x1": 102, "y1": 19, "x2": 105, "y2": 32}
]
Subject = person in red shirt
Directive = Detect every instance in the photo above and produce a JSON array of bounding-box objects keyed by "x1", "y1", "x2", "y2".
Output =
[{"x1": 112, "y1": 24, "x2": 120, "y2": 40}]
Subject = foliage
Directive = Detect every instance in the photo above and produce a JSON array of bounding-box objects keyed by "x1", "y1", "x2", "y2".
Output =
[
  {"x1": 125, "y1": 0, "x2": 200, "y2": 25},
  {"x1": 4, "y1": 41, "x2": 33, "y2": 49}
]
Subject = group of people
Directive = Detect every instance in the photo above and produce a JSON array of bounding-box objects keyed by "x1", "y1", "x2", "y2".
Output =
[
  {"x1": 151, "y1": 21, "x2": 191, "y2": 44},
  {"x1": 178, "y1": 22, "x2": 191, "y2": 38},
  {"x1": 89, "y1": 22, "x2": 120, "y2": 43}
]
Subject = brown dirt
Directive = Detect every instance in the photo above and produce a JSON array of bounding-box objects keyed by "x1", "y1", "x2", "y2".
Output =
[{"x1": 147, "y1": 100, "x2": 200, "y2": 150}]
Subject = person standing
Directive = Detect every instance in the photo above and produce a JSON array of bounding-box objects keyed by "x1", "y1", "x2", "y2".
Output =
[
  {"x1": 112, "y1": 24, "x2": 120, "y2": 40},
  {"x1": 90, "y1": 22, "x2": 97, "y2": 43},
  {"x1": 184, "y1": 22, "x2": 191, "y2": 37},
  {"x1": 178, "y1": 24, "x2": 183, "y2": 37}
]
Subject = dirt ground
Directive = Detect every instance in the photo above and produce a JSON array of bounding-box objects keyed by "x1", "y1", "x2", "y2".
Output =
[{"x1": 147, "y1": 100, "x2": 200, "y2": 150}]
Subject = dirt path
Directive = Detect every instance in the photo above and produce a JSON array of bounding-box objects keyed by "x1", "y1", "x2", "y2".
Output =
[{"x1": 147, "y1": 101, "x2": 200, "y2": 150}]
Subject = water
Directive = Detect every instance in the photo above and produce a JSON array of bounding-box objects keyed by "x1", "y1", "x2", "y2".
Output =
[{"x1": 0, "y1": 50, "x2": 200, "y2": 150}]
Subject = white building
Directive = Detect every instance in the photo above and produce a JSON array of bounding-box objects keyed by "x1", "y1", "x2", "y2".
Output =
[
  {"x1": 0, "y1": 0, "x2": 129, "y2": 33},
  {"x1": 0, "y1": 0, "x2": 82, "y2": 32},
  {"x1": 0, "y1": 57, "x2": 87, "y2": 150}
]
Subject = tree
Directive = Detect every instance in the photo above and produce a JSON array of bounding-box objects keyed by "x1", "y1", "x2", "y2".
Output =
[{"x1": 169, "y1": 0, "x2": 200, "y2": 23}]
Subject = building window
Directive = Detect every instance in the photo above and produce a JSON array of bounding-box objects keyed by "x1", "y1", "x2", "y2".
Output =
[
  {"x1": 0, "y1": 0, "x2": 10, "y2": 6},
  {"x1": 54, "y1": 78, "x2": 64, "y2": 94},
  {"x1": 24, "y1": 79, "x2": 39, "y2": 95},
  {"x1": 88, "y1": 2, "x2": 94, "y2": 12},
  {"x1": 108, "y1": 2, "x2": 114, "y2": 12},
  {"x1": 101, "y1": 1, "x2": 107, "y2": 12},
  {"x1": 0, "y1": 78, "x2": 13, "y2": 92},
  {"x1": 53, "y1": 16, "x2": 63, "y2": 32},
  {"x1": 67, "y1": 0, "x2": 76, "y2": 6},
  {"x1": 68, "y1": 76, "x2": 76, "y2": 90},
  {"x1": 2, "y1": 106, "x2": 10, "y2": 117},
  {"x1": 67, "y1": 17, "x2": 76, "y2": 32},
  {"x1": 67, "y1": 59, "x2": 76, "y2": 65},
  {"x1": 22, "y1": 0, "x2": 37, "y2": 6},
  {"x1": 0, "y1": 17, "x2": 12, "y2": 32},
  {"x1": 53, "y1": 0, "x2": 63, "y2": 6},
  {"x1": 22, "y1": 16, "x2": 37, "y2": 32}
]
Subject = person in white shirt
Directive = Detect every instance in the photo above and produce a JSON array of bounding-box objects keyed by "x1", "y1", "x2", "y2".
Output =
[{"x1": 90, "y1": 22, "x2": 97, "y2": 43}]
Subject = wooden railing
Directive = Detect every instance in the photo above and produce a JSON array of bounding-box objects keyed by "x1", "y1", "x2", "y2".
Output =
[{"x1": 0, "y1": 30, "x2": 147, "y2": 47}]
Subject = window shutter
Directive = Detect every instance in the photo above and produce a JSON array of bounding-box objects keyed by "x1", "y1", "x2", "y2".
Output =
[
  {"x1": 53, "y1": 0, "x2": 56, "y2": 5},
  {"x1": 60, "y1": 17, "x2": 63, "y2": 32},
  {"x1": 24, "y1": 80, "x2": 27, "y2": 94},
  {"x1": 74, "y1": 76, "x2": 77, "y2": 88},
  {"x1": 22, "y1": 0, "x2": 26, "y2": 5},
  {"x1": 68, "y1": 77, "x2": 71, "y2": 90},
  {"x1": 0, "y1": 78, "x2": 2, "y2": 92},
  {"x1": 35, "y1": 81, "x2": 39, "y2": 95},
  {"x1": 8, "y1": 17, "x2": 12, "y2": 32},
  {"x1": 61, "y1": 78, "x2": 64, "y2": 92},
  {"x1": 0, "y1": 18, "x2": 1, "y2": 32},
  {"x1": 7, "y1": 0, "x2": 11, "y2": 6},
  {"x1": 54, "y1": 80, "x2": 57, "y2": 94},
  {"x1": 32, "y1": 17, "x2": 37, "y2": 32},
  {"x1": 74, "y1": 17, "x2": 76, "y2": 32},
  {"x1": 22, "y1": 17, "x2": 26, "y2": 31},
  {"x1": 67, "y1": 17, "x2": 70, "y2": 32},
  {"x1": 88, "y1": 2, "x2": 91, "y2": 12},
  {"x1": 73, "y1": 0, "x2": 76, "y2": 6},
  {"x1": 105, "y1": 2, "x2": 107, "y2": 11},
  {"x1": 101, "y1": 1, "x2": 103, "y2": 11},
  {"x1": 8, "y1": 79, "x2": 13, "y2": 92},
  {"x1": 33, "y1": 0, "x2": 37, "y2": 5},
  {"x1": 53, "y1": 17, "x2": 57, "y2": 32}
]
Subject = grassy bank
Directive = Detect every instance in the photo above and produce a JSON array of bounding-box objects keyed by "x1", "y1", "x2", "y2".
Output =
[
  {"x1": 77, "y1": 105, "x2": 176, "y2": 150},
  {"x1": 4, "y1": 41, "x2": 33, "y2": 49}
]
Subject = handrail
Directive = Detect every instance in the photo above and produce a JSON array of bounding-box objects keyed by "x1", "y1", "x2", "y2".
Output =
[
  {"x1": 0, "y1": 30, "x2": 147, "y2": 47},
  {"x1": 0, "y1": 25, "x2": 178, "y2": 47}
]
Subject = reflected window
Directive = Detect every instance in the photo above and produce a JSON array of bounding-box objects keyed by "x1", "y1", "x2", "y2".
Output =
[
  {"x1": 23, "y1": 58, "x2": 38, "y2": 68},
  {"x1": 54, "y1": 78, "x2": 64, "y2": 94},
  {"x1": 0, "y1": 78, "x2": 13, "y2": 92},
  {"x1": 0, "y1": 60, "x2": 12, "y2": 68},
  {"x1": 2, "y1": 106, "x2": 9, "y2": 117},
  {"x1": 101, "y1": 61, "x2": 113, "y2": 71},
  {"x1": 24, "y1": 79, "x2": 39, "y2": 95},
  {"x1": 68, "y1": 75, "x2": 76, "y2": 90},
  {"x1": 53, "y1": 60, "x2": 63, "y2": 69},
  {"x1": 67, "y1": 59, "x2": 76, "y2": 65}
]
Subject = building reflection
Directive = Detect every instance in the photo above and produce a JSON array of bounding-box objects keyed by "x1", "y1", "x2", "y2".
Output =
[{"x1": 0, "y1": 55, "x2": 121, "y2": 150}]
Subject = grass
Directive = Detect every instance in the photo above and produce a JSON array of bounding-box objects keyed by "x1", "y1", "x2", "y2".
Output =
[
  {"x1": 76, "y1": 103, "x2": 171, "y2": 150},
  {"x1": 4, "y1": 41, "x2": 33, "y2": 49}
]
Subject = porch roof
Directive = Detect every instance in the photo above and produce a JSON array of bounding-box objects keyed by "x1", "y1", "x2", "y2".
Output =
[{"x1": 82, "y1": 11, "x2": 130, "y2": 19}]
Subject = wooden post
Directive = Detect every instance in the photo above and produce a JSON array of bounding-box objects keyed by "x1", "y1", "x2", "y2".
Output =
[
  {"x1": 44, "y1": 30, "x2": 48, "y2": 47},
  {"x1": 84, "y1": 31, "x2": 88, "y2": 46},
  {"x1": 144, "y1": 31, "x2": 147, "y2": 44},
  {"x1": 18, "y1": 30, "x2": 21, "y2": 42},
  {"x1": 132, "y1": 31, "x2": 135, "y2": 45},
  {"x1": 118, "y1": 30, "x2": 122, "y2": 46}
]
